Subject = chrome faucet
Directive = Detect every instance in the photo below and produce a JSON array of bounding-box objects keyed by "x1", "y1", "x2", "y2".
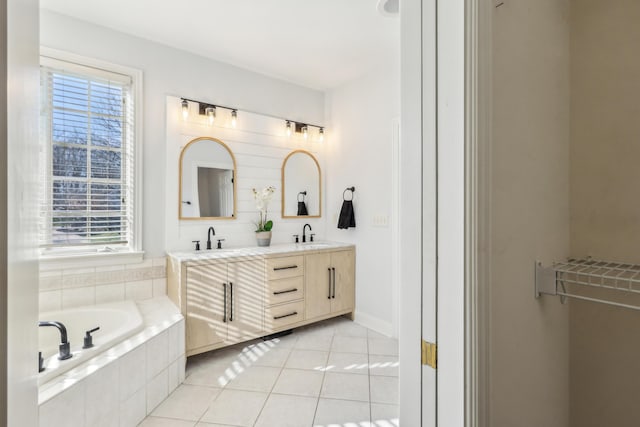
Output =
[
  {"x1": 302, "y1": 223, "x2": 312, "y2": 243},
  {"x1": 207, "y1": 226, "x2": 216, "y2": 250},
  {"x1": 39, "y1": 321, "x2": 72, "y2": 360}
]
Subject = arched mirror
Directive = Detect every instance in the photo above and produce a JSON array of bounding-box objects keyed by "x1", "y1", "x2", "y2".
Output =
[
  {"x1": 281, "y1": 150, "x2": 321, "y2": 218},
  {"x1": 179, "y1": 137, "x2": 237, "y2": 219}
]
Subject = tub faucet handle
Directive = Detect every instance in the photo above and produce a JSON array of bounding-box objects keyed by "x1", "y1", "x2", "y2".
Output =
[
  {"x1": 39, "y1": 320, "x2": 72, "y2": 360},
  {"x1": 83, "y1": 327, "x2": 100, "y2": 349}
]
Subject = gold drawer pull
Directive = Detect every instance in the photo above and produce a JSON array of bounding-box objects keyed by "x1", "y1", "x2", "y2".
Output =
[
  {"x1": 274, "y1": 311, "x2": 298, "y2": 320},
  {"x1": 273, "y1": 288, "x2": 298, "y2": 295},
  {"x1": 273, "y1": 265, "x2": 298, "y2": 271}
]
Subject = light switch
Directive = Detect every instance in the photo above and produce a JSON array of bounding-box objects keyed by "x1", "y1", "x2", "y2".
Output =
[{"x1": 373, "y1": 215, "x2": 389, "y2": 227}]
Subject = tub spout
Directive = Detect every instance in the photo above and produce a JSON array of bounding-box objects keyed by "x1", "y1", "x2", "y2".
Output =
[{"x1": 39, "y1": 321, "x2": 72, "y2": 361}]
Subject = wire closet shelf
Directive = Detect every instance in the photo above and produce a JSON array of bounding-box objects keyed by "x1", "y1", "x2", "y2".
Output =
[{"x1": 535, "y1": 257, "x2": 640, "y2": 312}]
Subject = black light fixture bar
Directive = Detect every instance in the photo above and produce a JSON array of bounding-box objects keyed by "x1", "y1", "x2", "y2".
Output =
[
  {"x1": 179, "y1": 97, "x2": 326, "y2": 130},
  {"x1": 198, "y1": 103, "x2": 215, "y2": 115}
]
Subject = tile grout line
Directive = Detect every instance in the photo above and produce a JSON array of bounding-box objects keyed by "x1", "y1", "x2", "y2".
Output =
[
  {"x1": 311, "y1": 327, "x2": 335, "y2": 426},
  {"x1": 192, "y1": 358, "x2": 232, "y2": 427},
  {"x1": 250, "y1": 340, "x2": 290, "y2": 427},
  {"x1": 190, "y1": 337, "x2": 274, "y2": 426}
]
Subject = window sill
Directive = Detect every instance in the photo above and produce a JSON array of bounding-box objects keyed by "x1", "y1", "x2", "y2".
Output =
[{"x1": 39, "y1": 250, "x2": 145, "y2": 272}]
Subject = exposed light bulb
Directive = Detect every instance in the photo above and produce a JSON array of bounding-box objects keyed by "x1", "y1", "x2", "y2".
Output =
[
  {"x1": 206, "y1": 106, "x2": 216, "y2": 126},
  {"x1": 181, "y1": 99, "x2": 189, "y2": 121},
  {"x1": 303, "y1": 126, "x2": 308, "y2": 140},
  {"x1": 286, "y1": 121, "x2": 292, "y2": 137},
  {"x1": 319, "y1": 127, "x2": 325, "y2": 142},
  {"x1": 231, "y1": 109, "x2": 237, "y2": 128}
]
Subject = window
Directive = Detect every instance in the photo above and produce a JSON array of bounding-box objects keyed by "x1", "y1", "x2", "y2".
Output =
[{"x1": 39, "y1": 53, "x2": 141, "y2": 256}]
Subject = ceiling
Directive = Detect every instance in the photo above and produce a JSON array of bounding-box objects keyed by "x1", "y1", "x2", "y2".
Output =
[{"x1": 40, "y1": 0, "x2": 400, "y2": 91}]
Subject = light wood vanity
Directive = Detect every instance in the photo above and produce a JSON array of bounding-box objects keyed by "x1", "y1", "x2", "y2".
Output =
[{"x1": 166, "y1": 242, "x2": 355, "y2": 356}]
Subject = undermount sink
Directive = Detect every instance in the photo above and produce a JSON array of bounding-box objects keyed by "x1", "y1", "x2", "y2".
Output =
[
  {"x1": 300, "y1": 242, "x2": 332, "y2": 249},
  {"x1": 191, "y1": 247, "x2": 243, "y2": 255}
]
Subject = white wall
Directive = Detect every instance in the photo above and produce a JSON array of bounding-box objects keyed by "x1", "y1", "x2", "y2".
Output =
[
  {"x1": 5, "y1": 0, "x2": 40, "y2": 424},
  {"x1": 491, "y1": 1, "x2": 570, "y2": 426},
  {"x1": 325, "y1": 62, "x2": 400, "y2": 335},
  {"x1": 165, "y1": 96, "x2": 325, "y2": 251},
  {"x1": 40, "y1": 10, "x2": 325, "y2": 259}
]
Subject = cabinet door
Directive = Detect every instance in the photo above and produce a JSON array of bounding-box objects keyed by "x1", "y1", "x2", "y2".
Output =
[
  {"x1": 186, "y1": 264, "x2": 227, "y2": 352},
  {"x1": 226, "y1": 260, "x2": 265, "y2": 342},
  {"x1": 331, "y1": 249, "x2": 356, "y2": 313},
  {"x1": 305, "y1": 252, "x2": 332, "y2": 319}
]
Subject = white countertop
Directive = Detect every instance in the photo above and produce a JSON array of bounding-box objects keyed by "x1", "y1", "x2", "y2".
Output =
[{"x1": 167, "y1": 241, "x2": 354, "y2": 263}]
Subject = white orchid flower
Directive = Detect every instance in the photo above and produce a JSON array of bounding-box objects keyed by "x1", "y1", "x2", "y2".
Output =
[{"x1": 252, "y1": 186, "x2": 276, "y2": 232}]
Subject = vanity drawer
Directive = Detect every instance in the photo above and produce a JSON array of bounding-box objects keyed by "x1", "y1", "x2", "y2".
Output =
[
  {"x1": 265, "y1": 300, "x2": 305, "y2": 330},
  {"x1": 266, "y1": 276, "x2": 304, "y2": 306},
  {"x1": 266, "y1": 255, "x2": 304, "y2": 280}
]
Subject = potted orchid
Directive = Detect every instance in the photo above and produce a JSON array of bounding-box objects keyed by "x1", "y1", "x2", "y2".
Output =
[{"x1": 253, "y1": 186, "x2": 276, "y2": 246}]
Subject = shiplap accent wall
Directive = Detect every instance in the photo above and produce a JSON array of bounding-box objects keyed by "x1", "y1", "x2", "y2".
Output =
[{"x1": 165, "y1": 96, "x2": 326, "y2": 252}]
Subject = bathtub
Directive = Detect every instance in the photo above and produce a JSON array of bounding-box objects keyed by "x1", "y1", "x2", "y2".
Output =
[
  {"x1": 38, "y1": 296, "x2": 186, "y2": 427},
  {"x1": 38, "y1": 300, "x2": 144, "y2": 385}
]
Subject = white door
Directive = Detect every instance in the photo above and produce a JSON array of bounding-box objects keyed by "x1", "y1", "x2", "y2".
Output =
[
  {"x1": 435, "y1": 0, "x2": 466, "y2": 426},
  {"x1": 422, "y1": 0, "x2": 438, "y2": 425},
  {"x1": 399, "y1": 0, "x2": 437, "y2": 425},
  {"x1": 399, "y1": 0, "x2": 466, "y2": 425}
]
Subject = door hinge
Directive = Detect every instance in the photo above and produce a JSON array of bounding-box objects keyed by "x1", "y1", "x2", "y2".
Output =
[{"x1": 422, "y1": 340, "x2": 437, "y2": 369}]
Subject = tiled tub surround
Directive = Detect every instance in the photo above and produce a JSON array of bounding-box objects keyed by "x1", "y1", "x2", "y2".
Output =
[
  {"x1": 38, "y1": 296, "x2": 186, "y2": 427},
  {"x1": 39, "y1": 257, "x2": 168, "y2": 312}
]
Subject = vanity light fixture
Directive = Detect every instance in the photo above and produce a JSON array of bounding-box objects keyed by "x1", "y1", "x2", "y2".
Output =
[
  {"x1": 177, "y1": 97, "x2": 326, "y2": 137},
  {"x1": 181, "y1": 99, "x2": 189, "y2": 120},
  {"x1": 289, "y1": 121, "x2": 325, "y2": 142},
  {"x1": 231, "y1": 109, "x2": 238, "y2": 128},
  {"x1": 205, "y1": 106, "x2": 216, "y2": 125}
]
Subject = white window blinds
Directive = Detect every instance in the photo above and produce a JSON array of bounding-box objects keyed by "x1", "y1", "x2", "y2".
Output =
[{"x1": 39, "y1": 57, "x2": 136, "y2": 251}]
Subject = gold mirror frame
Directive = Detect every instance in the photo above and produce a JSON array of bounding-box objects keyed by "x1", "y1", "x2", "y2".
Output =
[
  {"x1": 179, "y1": 136, "x2": 238, "y2": 220},
  {"x1": 281, "y1": 150, "x2": 322, "y2": 219}
]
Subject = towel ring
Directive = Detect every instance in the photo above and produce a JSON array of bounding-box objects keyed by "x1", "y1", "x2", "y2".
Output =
[
  {"x1": 298, "y1": 191, "x2": 307, "y2": 202},
  {"x1": 343, "y1": 186, "x2": 355, "y2": 201}
]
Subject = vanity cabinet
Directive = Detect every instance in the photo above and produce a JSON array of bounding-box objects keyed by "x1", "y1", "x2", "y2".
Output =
[
  {"x1": 305, "y1": 249, "x2": 356, "y2": 320},
  {"x1": 168, "y1": 244, "x2": 355, "y2": 357},
  {"x1": 185, "y1": 259, "x2": 264, "y2": 354}
]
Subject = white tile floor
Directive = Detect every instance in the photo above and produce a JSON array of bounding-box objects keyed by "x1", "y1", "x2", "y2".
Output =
[{"x1": 139, "y1": 316, "x2": 399, "y2": 427}]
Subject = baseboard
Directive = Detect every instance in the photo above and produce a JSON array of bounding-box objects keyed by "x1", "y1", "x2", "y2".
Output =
[{"x1": 354, "y1": 310, "x2": 394, "y2": 337}]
